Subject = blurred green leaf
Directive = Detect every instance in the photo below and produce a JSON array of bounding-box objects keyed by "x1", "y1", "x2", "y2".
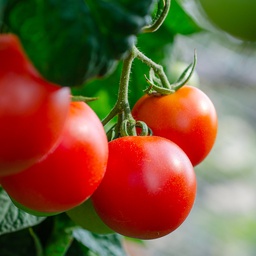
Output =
[
  {"x1": 72, "y1": 228, "x2": 126, "y2": 256},
  {"x1": 0, "y1": 187, "x2": 46, "y2": 235},
  {"x1": 164, "y1": 0, "x2": 202, "y2": 35},
  {"x1": 66, "y1": 240, "x2": 92, "y2": 256},
  {"x1": 0, "y1": 228, "x2": 38, "y2": 256},
  {"x1": 29, "y1": 228, "x2": 44, "y2": 256},
  {"x1": 2, "y1": 0, "x2": 155, "y2": 86},
  {"x1": 44, "y1": 214, "x2": 75, "y2": 256}
]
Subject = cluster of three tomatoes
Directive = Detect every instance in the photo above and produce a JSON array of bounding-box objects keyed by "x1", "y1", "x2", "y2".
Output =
[{"x1": 0, "y1": 34, "x2": 217, "y2": 240}]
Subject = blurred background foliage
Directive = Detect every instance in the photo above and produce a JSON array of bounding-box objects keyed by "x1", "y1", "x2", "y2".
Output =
[
  {"x1": 74, "y1": 0, "x2": 256, "y2": 255},
  {"x1": 1, "y1": 0, "x2": 256, "y2": 255}
]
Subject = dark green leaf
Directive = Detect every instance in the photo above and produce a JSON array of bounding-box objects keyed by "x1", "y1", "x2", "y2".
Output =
[
  {"x1": 44, "y1": 214, "x2": 75, "y2": 256},
  {"x1": 29, "y1": 228, "x2": 44, "y2": 256},
  {"x1": 72, "y1": 228, "x2": 126, "y2": 256},
  {"x1": 2, "y1": 0, "x2": 156, "y2": 86},
  {"x1": 0, "y1": 228, "x2": 38, "y2": 256},
  {"x1": 0, "y1": 187, "x2": 46, "y2": 235},
  {"x1": 164, "y1": 0, "x2": 202, "y2": 35},
  {"x1": 66, "y1": 240, "x2": 90, "y2": 256},
  {"x1": 0, "y1": 0, "x2": 7, "y2": 20},
  {"x1": 71, "y1": 64, "x2": 122, "y2": 120}
]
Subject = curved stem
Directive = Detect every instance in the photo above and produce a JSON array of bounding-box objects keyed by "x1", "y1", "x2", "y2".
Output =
[
  {"x1": 133, "y1": 46, "x2": 172, "y2": 90},
  {"x1": 102, "y1": 49, "x2": 137, "y2": 136},
  {"x1": 142, "y1": 0, "x2": 171, "y2": 33},
  {"x1": 173, "y1": 49, "x2": 197, "y2": 91},
  {"x1": 102, "y1": 41, "x2": 181, "y2": 138},
  {"x1": 71, "y1": 95, "x2": 98, "y2": 103},
  {"x1": 101, "y1": 106, "x2": 119, "y2": 126},
  {"x1": 116, "y1": 50, "x2": 135, "y2": 119}
]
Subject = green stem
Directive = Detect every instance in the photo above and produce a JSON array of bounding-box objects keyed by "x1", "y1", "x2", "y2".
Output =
[
  {"x1": 71, "y1": 95, "x2": 98, "y2": 103},
  {"x1": 102, "y1": 49, "x2": 137, "y2": 136},
  {"x1": 133, "y1": 46, "x2": 173, "y2": 90},
  {"x1": 142, "y1": 0, "x2": 171, "y2": 33},
  {"x1": 116, "y1": 50, "x2": 135, "y2": 120},
  {"x1": 102, "y1": 44, "x2": 174, "y2": 133},
  {"x1": 102, "y1": 42, "x2": 177, "y2": 137}
]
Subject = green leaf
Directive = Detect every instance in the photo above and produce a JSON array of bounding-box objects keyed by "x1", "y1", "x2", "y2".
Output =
[
  {"x1": 164, "y1": 0, "x2": 202, "y2": 35},
  {"x1": 66, "y1": 240, "x2": 91, "y2": 256},
  {"x1": 0, "y1": 228, "x2": 38, "y2": 256},
  {"x1": 44, "y1": 214, "x2": 75, "y2": 256},
  {"x1": 72, "y1": 228, "x2": 127, "y2": 256},
  {"x1": 2, "y1": 0, "x2": 156, "y2": 87},
  {"x1": 0, "y1": 0, "x2": 7, "y2": 21},
  {"x1": 0, "y1": 187, "x2": 46, "y2": 235},
  {"x1": 29, "y1": 228, "x2": 44, "y2": 256}
]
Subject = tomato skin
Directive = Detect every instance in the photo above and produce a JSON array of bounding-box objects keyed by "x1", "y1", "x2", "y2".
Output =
[
  {"x1": 66, "y1": 199, "x2": 114, "y2": 234},
  {"x1": 0, "y1": 34, "x2": 70, "y2": 176},
  {"x1": 0, "y1": 102, "x2": 108, "y2": 215},
  {"x1": 92, "y1": 136, "x2": 196, "y2": 240},
  {"x1": 132, "y1": 86, "x2": 218, "y2": 166}
]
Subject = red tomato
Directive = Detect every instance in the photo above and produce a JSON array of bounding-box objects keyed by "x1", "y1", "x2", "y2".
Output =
[
  {"x1": 132, "y1": 86, "x2": 218, "y2": 166},
  {"x1": 0, "y1": 34, "x2": 70, "y2": 176},
  {"x1": 92, "y1": 136, "x2": 196, "y2": 240},
  {"x1": 0, "y1": 101, "x2": 108, "y2": 215}
]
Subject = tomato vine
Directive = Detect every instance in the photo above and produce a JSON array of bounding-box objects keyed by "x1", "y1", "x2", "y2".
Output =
[
  {"x1": 0, "y1": 0, "x2": 219, "y2": 254},
  {"x1": 101, "y1": 45, "x2": 196, "y2": 139}
]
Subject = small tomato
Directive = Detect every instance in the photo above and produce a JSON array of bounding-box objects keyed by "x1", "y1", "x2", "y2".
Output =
[{"x1": 132, "y1": 86, "x2": 218, "y2": 166}]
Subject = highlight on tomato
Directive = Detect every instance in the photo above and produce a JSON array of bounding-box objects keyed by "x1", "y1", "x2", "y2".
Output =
[
  {"x1": 132, "y1": 85, "x2": 218, "y2": 166},
  {"x1": 0, "y1": 101, "x2": 109, "y2": 215},
  {"x1": 92, "y1": 136, "x2": 197, "y2": 240},
  {"x1": 0, "y1": 34, "x2": 70, "y2": 176}
]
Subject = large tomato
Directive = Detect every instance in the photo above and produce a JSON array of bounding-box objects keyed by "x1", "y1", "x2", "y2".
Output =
[
  {"x1": 132, "y1": 86, "x2": 218, "y2": 166},
  {"x1": 0, "y1": 34, "x2": 70, "y2": 176},
  {"x1": 92, "y1": 136, "x2": 196, "y2": 240},
  {"x1": 0, "y1": 101, "x2": 108, "y2": 215},
  {"x1": 197, "y1": 0, "x2": 256, "y2": 41}
]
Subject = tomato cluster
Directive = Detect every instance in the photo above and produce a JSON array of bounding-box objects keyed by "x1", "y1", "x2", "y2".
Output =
[
  {"x1": 0, "y1": 33, "x2": 217, "y2": 241},
  {"x1": 85, "y1": 86, "x2": 217, "y2": 239},
  {"x1": 0, "y1": 34, "x2": 108, "y2": 215}
]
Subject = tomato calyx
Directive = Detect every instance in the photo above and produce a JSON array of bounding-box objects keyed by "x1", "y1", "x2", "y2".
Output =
[
  {"x1": 142, "y1": 0, "x2": 171, "y2": 33},
  {"x1": 71, "y1": 95, "x2": 98, "y2": 103},
  {"x1": 143, "y1": 49, "x2": 197, "y2": 95},
  {"x1": 101, "y1": 44, "x2": 197, "y2": 140}
]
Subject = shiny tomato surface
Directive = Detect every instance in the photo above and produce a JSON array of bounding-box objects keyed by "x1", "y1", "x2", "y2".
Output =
[
  {"x1": 0, "y1": 34, "x2": 70, "y2": 176},
  {"x1": 1, "y1": 102, "x2": 108, "y2": 215},
  {"x1": 92, "y1": 136, "x2": 196, "y2": 239},
  {"x1": 132, "y1": 86, "x2": 218, "y2": 166}
]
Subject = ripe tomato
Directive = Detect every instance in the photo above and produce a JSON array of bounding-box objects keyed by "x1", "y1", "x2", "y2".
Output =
[
  {"x1": 66, "y1": 199, "x2": 114, "y2": 234},
  {"x1": 198, "y1": 0, "x2": 256, "y2": 41},
  {"x1": 0, "y1": 101, "x2": 108, "y2": 215},
  {"x1": 92, "y1": 136, "x2": 196, "y2": 240},
  {"x1": 132, "y1": 86, "x2": 218, "y2": 166},
  {"x1": 0, "y1": 34, "x2": 70, "y2": 176}
]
